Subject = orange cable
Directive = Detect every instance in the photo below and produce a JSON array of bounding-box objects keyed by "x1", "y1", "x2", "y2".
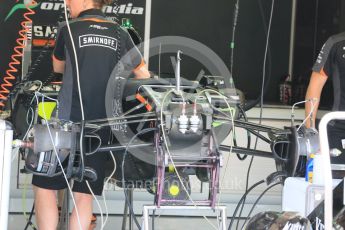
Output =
[{"x1": 0, "y1": 1, "x2": 36, "y2": 110}]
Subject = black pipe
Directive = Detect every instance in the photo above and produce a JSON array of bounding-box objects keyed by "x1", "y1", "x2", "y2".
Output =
[
  {"x1": 234, "y1": 120, "x2": 283, "y2": 133},
  {"x1": 245, "y1": 129, "x2": 272, "y2": 144},
  {"x1": 220, "y1": 145, "x2": 274, "y2": 158},
  {"x1": 98, "y1": 142, "x2": 153, "y2": 152},
  {"x1": 75, "y1": 112, "x2": 156, "y2": 125},
  {"x1": 103, "y1": 118, "x2": 157, "y2": 127},
  {"x1": 213, "y1": 116, "x2": 283, "y2": 133}
]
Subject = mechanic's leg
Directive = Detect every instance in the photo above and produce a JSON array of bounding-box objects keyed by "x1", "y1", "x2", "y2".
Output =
[
  {"x1": 70, "y1": 192, "x2": 93, "y2": 230},
  {"x1": 33, "y1": 186, "x2": 59, "y2": 230}
]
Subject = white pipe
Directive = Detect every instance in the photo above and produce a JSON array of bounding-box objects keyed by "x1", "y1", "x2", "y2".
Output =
[
  {"x1": 175, "y1": 50, "x2": 182, "y2": 93},
  {"x1": 142, "y1": 205, "x2": 227, "y2": 230},
  {"x1": 143, "y1": 0, "x2": 152, "y2": 65},
  {"x1": 319, "y1": 112, "x2": 345, "y2": 229},
  {"x1": 0, "y1": 120, "x2": 13, "y2": 230}
]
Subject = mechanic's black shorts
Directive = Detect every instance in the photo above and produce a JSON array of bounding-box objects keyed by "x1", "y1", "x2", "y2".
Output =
[{"x1": 32, "y1": 129, "x2": 111, "y2": 196}]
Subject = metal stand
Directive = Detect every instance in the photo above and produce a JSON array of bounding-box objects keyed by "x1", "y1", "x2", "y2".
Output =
[
  {"x1": 0, "y1": 120, "x2": 13, "y2": 230},
  {"x1": 57, "y1": 188, "x2": 69, "y2": 230},
  {"x1": 141, "y1": 205, "x2": 227, "y2": 230},
  {"x1": 122, "y1": 188, "x2": 134, "y2": 230},
  {"x1": 319, "y1": 112, "x2": 345, "y2": 229}
]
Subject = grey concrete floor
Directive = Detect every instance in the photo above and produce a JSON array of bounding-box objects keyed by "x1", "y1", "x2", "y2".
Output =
[{"x1": 8, "y1": 213, "x2": 244, "y2": 230}]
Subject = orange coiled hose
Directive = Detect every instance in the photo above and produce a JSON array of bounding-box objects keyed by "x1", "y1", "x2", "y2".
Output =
[{"x1": 0, "y1": 1, "x2": 36, "y2": 109}]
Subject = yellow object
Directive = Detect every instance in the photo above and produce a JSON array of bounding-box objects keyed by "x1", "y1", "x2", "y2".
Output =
[
  {"x1": 168, "y1": 165, "x2": 175, "y2": 173},
  {"x1": 306, "y1": 154, "x2": 315, "y2": 183},
  {"x1": 308, "y1": 171, "x2": 313, "y2": 183},
  {"x1": 37, "y1": 102, "x2": 56, "y2": 120},
  {"x1": 151, "y1": 185, "x2": 156, "y2": 193},
  {"x1": 169, "y1": 185, "x2": 180, "y2": 197}
]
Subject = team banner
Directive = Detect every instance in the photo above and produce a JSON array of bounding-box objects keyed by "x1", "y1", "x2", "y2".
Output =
[{"x1": 0, "y1": 0, "x2": 146, "y2": 84}]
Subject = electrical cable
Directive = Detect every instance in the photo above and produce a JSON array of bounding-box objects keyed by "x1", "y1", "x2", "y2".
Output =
[
  {"x1": 11, "y1": 95, "x2": 35, "y2": 163},
  {"x1": 235, "y1": 163, "x2": 254, "y2": 229},
  {"x1": 174, "y1": 87, "x2": 233, "y2": 229},
  {"x1": 34, "y1": 91, "x2": 58, "y2": 103},
  {"x1": 236, "y1": 1, "x2": 275, "y2": 228},
  {"x1": 257, "y1": 0, "x2": 275, "y2": 116},
  {"x1": 215, "y1": 130, "x2": 234, "y2": 229},
  {"x1": 84, "y1": 123, "x2": 102, "y2": 133},
  {"x1": 86, "y1": 180, "x2": 104, "y2": 229},
  {"x1": 19, "y1": 30, "x2": 59, "y2": 87},
  {"x1": 200, "y1": 89, "x2": 236, "y2": 228},
  {"x1": 60, "y1": 4, "x2": 89, "y2": 217},
  {"x1": 227, "y1": 179, "x2": 266, "y2": 230},
  {"x1": 240, "y1": 181, "x2": 282, "y2": 229},
  {"x1": 23, "y1": 203, "x2": 37, "y2": 230},
  {"x1": 209, "y1": 102, "x2": 233, "y2": 120},
  {"x1": 101, "y1": 3, "x2": 125, "y2": 228},
  {"x1": 62, "y1": 0, "x2": 131, "y2": 224},
  {"x1": 102, "y1": 150, "x2": 117, "y2": 229},
  {"x1": 22, "y1": 174, "x2": 37, "y2": 230},
  {"x1": 158, "y1": 43, "x2": 162, "y2": 78},
  {"x1": 161, "y1": 89, "x2": 220, "y2": 230},
  {"x1": 20, "y1": 11, "x2": 64, "y2": 85},
  {"x1": 0, "y1": 1, "x2": 36, "y2": 110},
  {"x1": 242, "y1": 0, "x2": 273, "y2": 112},
  {"x1": 121, "y1": 127, "x2": 158, "y2": 229},
  {"x1": 35, "y1": 92, "x2": 82, "y2": 230},
  {"x1": 293, "y1": 98, "x2": 316, "y2": 131},
  {"x1": 166, "y1": 87, "x2": 235, "y2": 229},
  {"x1": 79, "y1": 121, "x2": 103, "y2": 229},
  {"x1": 229, "y1": 0, "x2": 240, "y2": 80},
  {"x1": 60, "y1": 0, "x2": 108, "y2": 227},
  {"x1": 20, "y1": 82, "x2": 43, "y2": 229},
  {"x1": 235, "y1": 105, "x2": 251, "y2": 161},
  {"x1": 235, "y1": 155, "x2": 253, "y2": 230},
  {"x1": 82, "y1": 126, "x2": 106, "y2": 228},
  {"x1": 194, "y1": 88, "x2": 236, "y2": 228},
  {"x1": 62, "y1": 2, "x2": 84, "y2": 120},
  {"x1": 83, "y1": 134, "x2": 102, "y2": 155},
  {"x1": 17, "y1": 82, "x2": 43, "y2": 150}
]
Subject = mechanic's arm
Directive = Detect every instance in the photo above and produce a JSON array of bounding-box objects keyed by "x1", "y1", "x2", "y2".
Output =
[
  {"x1": 52, "y1": 25, "x2": 65, "y2": 74},
  {"x1": 133, "y1": 62, "x2": 150, "y2": 79},
  {"x1": 52, "y1": 56, "x2": 65, "y2": 74},
  {"x1": 305, "y1": 71, "x2": 328, "y2": 128}
]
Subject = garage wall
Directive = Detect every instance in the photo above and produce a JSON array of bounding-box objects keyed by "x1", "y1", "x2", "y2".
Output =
[
  {"x1": 149, "y1": 0, "x2": 292, "y2": 103},
  {"x1": 1, "y1": 0, "x2": 292, "y2": 102}
]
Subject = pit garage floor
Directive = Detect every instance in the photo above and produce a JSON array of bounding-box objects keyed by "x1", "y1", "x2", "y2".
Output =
[{"x1": 8, "y1": 213, "x2": 246, "y2": 230}]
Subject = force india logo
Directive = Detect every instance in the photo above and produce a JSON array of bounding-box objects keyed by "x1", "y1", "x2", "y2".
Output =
[
  {"x1": 40, "y1": 1, "x2": 144, "y2": 15},
  {"x1": 6, "y1": 0, "x2": 144, "y2": 21}
]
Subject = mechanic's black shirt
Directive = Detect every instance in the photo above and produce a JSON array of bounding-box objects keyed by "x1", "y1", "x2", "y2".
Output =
[
  {"x1": 53, "y1": 9, "x2": 143, "y2": 121},
  {"x1": 313, "y1": 32, "x2": 345, "y2": 112},
  {"x1": 312, "y1": 32, "x2": 345, "y2": 129}
]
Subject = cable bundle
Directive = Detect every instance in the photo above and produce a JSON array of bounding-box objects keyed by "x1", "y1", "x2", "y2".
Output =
[{"x1": 0, "y1": 0, "x2": 37, "y2": 110}]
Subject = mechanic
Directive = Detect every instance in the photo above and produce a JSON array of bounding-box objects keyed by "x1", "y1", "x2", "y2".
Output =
[{"x1": 32, "y1": 0, "x2": 150, "y2": 228}]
